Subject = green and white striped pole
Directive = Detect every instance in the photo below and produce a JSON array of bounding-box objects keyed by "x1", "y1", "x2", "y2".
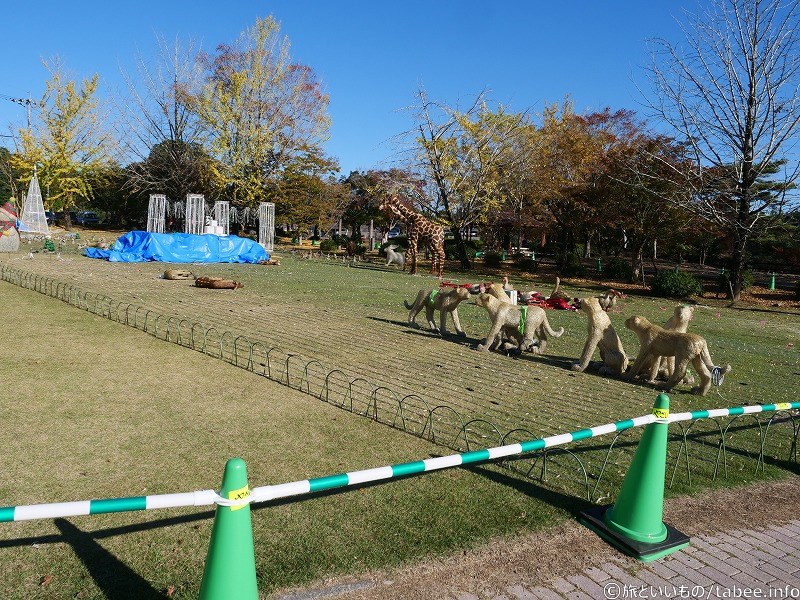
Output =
[{"x1": 1, "y1": 400, "x2": 798, "y2": 523}]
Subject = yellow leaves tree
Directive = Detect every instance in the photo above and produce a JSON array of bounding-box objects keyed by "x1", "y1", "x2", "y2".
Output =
[
  {"x1": 190, "y1": 16, "x2": 331, "y2": 208},
  {"x1": 12, "y1": 59, "x2": 113, "y2": 229},
  {"x1": 414, "y1": 89, "x2": 527, "y2": 268}
]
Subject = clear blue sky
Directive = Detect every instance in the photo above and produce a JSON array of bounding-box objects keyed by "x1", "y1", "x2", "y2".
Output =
[{"x1": 1, "y1": 1, "x2": 687, "y2": 176}]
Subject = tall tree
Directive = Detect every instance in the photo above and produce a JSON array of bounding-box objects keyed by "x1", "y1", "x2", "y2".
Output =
[
  {"x1": 493, "y1": 123, "x2": 552, "y2": 251},
  {"x1": 273, "y1": 152, "x2": 346, "y2": 238},
  {"x1": 601, "y1": 134, "x2": 696, "y2": 280},
  {"x1": 119, "y1": 36, "x2": 216, "y2": 200},
  {"x1": 414, "y1": 89, "x2": 526, "y2": 268},
  {"x1": 12, "y1": 59, "x2": 113, "y2": 229},
  {"x1": 537, "y1": 102, "x2": 635, "y2": 268},
  {"x1": 648, "y1": 0, "x2": 800, "y2": 298},
  {"x1": 191, "y1": 16, "x2": 331, "y2": 207}
]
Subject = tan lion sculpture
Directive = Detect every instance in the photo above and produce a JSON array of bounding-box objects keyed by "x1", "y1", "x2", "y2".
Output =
[
  {"x1": 194, "y1": 276, "x2": 244, "y2": 290},
  {"x1": 163, "y1": 269, "x2": 194, "y2": 280},
  {"x1": 632, "y1": 305, "x2": 696, "y2": 383},
  {"x1": 624, "y1": 315, "x2": 731, "y2": 396},
  {"x1": 474, "y1": 293, "x2": 564, "y2": 354},
  {"x1": 404, "y1": 287, "x2": 471, "y2": 336},
  {"x1": 571, "y1": 297, "x2": 628, "y2": 376}
]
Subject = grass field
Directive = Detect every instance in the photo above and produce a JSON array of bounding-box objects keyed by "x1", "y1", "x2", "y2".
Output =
[{"x1": 0, "y1": 242, "x2": 798, "y2": 598}]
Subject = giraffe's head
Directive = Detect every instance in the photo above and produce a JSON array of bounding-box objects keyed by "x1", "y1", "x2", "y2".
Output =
[{"x1": 379, "y1": 196, "x2": 403, "y2": 217}]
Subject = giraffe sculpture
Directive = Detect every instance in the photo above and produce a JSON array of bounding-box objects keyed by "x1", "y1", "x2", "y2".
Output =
[{"x1": 379, "y1": 196, "x2": 445, "y2": 278}]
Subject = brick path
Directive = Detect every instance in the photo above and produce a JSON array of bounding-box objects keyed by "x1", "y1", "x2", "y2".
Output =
[{"x1": 509, "y1": 520, "x2": 800, "y2": 600}]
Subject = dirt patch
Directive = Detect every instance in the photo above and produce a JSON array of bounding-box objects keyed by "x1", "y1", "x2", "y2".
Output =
[
  {"x1": 273, "y1": 477, "x2": 800, "y2": 600},
  {"x1": 739, "y1": 285, "x2": 800, "y2": 310}
]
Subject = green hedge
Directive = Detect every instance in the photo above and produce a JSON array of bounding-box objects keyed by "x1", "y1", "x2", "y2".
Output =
[
  {"x1": 559, "y1": 253, "x2": 586, "y2": 277},
  {"x1": 603, "y1": 258, "x2": 633, "y2": 281},
  {"x1": 482, "y1": 251, "x2": 503, "y2": 268},
  {"x1": 319, "y1": 239, "x2": 337, "y2": 252},
  {"x1": 651, "y1": 270, "x2": 704, "y2": 298}
]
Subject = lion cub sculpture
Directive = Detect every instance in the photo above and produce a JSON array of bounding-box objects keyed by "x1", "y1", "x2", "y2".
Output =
[
  {"x1": 194, "y1": 276, "x2": 244, "y2": 290},
  {"x1": 474, "y1": 293, "x2": 564, "y2": 354},
  {"x1": 163, "y1": 269, "x2": 194, "y2": 280},
  {"x1": 632, "y1": 305, "x2": 695, "y2": 382},
  {"x1": 571, "y1": 297, "x2": 628, "y2": 376},
  {"x1": 659, "y1": 305, "x2": 695, "y2": 381},
  {"x1": 404, "y1": 287, "x2": 470, "y2": 336},
  {"x1": 624, "y1": 315, "x2": 731, "y2": 396}
]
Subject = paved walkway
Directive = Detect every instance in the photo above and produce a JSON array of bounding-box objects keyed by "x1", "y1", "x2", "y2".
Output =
[{"x1": 498, "y1": 520, "x2": 800, "y2": 600}]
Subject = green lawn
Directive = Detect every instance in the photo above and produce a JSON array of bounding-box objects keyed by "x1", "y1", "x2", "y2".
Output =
[
  {"x1": 0, "y1": 282, "x2": 574, "y2": 599},
  {"x1": 0, "y1": 245, "x2": 798, "y2": 598}
]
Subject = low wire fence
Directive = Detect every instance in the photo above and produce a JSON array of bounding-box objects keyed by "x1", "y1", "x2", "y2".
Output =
[{"x1": 2, "y1": 264, "x2": 798, "y2": 502}]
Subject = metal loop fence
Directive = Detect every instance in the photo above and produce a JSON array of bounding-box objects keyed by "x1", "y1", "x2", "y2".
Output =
[{"x1": 2, "y1": 264, "x2": 798, "y2": 502}]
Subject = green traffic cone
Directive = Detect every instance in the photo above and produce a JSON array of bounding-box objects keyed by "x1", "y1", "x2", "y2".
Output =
[
  {"x1": 604, "y1": 393, "x2": 670, "y2": 543},
  {"x1": 198, "y1": 457, "x2": 258, "y2": 599},
  {"x1": 580, "y1": 394, "x2": 689, "y2": 561}
]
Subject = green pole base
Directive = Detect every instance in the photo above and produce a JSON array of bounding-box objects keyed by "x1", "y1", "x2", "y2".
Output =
[{"x1": 580, "y1": 505, "x2": 690, "y2": 562}]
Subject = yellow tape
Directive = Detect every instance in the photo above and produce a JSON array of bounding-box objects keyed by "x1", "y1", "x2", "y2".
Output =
[
  {"x1": 775, "y1": 402, "x2": 791, "y2": 411},
  {"x1": 653, "y1": 407, "x2": 669, "y2": 420},
  {"x1": 228, "y1": 485, "x2": 250, "y2": 511}
]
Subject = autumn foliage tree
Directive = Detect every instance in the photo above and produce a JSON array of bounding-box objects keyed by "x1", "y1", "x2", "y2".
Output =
[
  {"x1": 190, "y1": 16, "x2": 331, "y2": 208},
  {"x1": 534, "y1": 102, "x2": 634, "y2": 269},
  {"x1": 12, "y1": 60, "x2": 113, "y2": 229},
  {"x1": 272, "y1": 152, "x2": 347, "y2": 238},
  {"x1": 413, "y1": 89, "x2": 527, "y2": 268}
]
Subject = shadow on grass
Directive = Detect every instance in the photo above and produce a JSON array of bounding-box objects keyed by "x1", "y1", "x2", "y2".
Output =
[
  {"x1": 460, "y1": 462, "x2": 594, "y2": 517},
  {"x1": 53, "y1": 518, "x2": 167, "y2": 599}
]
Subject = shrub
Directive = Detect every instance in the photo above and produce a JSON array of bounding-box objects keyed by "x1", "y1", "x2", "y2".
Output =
[
  {"x1": 603, "y1": 257, "x2": 633, "y2": 281},
  {"x1": 651, "y1": 270, "x2": 704, "y2": 298},
  {"x1": 482, "y1": 251, "x2": 503, "y2": 268},
  {"x1": 512, "y1": 253, "x2": 538, "y2": 272},
  {"x1": 331, "y1": 233, "x2": 350, "y2": 246},
  {"x1": 444, "y1": 239, "x2": 482, "y2": 260},
  {"x1": 742, "y1": 270, "x2": 755, "y2": 291},
  {"x1": 718, "y1": 269, "x2": 755, "y2": 293},
  {"x1": 517, "y1": 257, "x2": 538, "y2": 272},
  {"x1": 319, "y1": 239, "x2": 337, "y2": 253}
]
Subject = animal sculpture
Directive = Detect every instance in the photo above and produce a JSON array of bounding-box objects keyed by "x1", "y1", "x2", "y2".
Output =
[
  {"x1": 624, "y1": 315, "x2": 731, "y2": 396},
  {"x1": 404, "y1": 286, "x2": 470, "y2": 336},
  {"x1": 163, "y1": 269, "x2": 194, "y2": 280},
  {"x1": 194, "y1": 276, "x2": 243, "y2": 290},
  {"x1": 571, "y1": 297, "x2": 628, "y2": 376},
  {"x1": 379, "y1": 196, "x2": 445, "y2": 277},
  {"x1": 474, "y1": 293, "x2": 564, "y2": 354},
  {"x1": 385, "y1": 244, "x2": 405, "y2": 267}
]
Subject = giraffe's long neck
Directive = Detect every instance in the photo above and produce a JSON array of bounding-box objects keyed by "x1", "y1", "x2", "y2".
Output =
[{"x1": 391, "y1": 201, "x2": 417, "y2": 224}]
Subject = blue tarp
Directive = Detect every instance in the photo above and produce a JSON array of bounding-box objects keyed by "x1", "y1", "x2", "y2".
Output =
[{"x1": 85, "y1": 231, "x2": 270, "y2": 264}]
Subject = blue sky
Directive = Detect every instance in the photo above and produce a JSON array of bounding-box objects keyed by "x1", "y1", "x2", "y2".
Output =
[{"x1": 1, "y1": 1, "x2": 687, "y2": 176}]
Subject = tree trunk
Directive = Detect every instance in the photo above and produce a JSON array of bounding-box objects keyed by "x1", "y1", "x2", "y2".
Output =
[
  {"x1": 453, "y1": 229, "x2": 470, "y2": 269},
  {"x1": 631, "y1": 242, "x2": 645, "y2": 283},
  {"x1": 730, "y1": 231, "x2": 748, "y2": 300}
]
